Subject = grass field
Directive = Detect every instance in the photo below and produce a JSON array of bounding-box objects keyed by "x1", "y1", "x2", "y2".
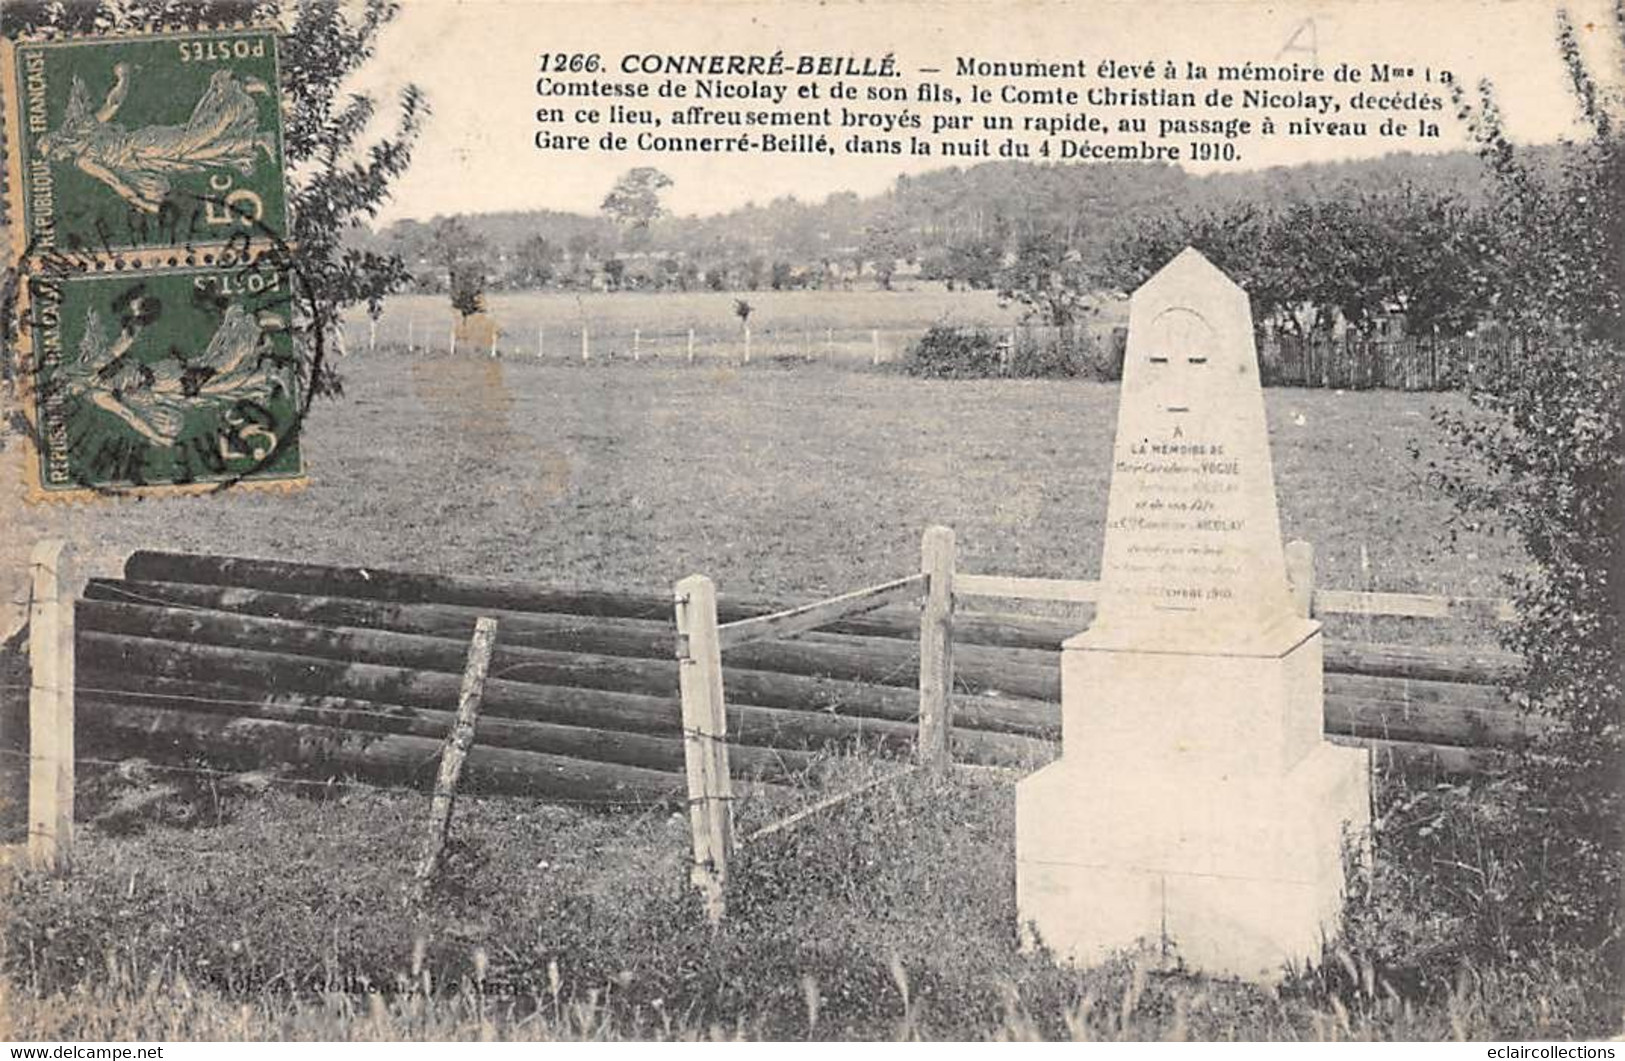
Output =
[
  {"x1": 5, "y1": 351, "x2": 1519, "y2": 611},
  {"x1": 2, "y1": 353, "x2": 1573, "y2": 1041},
  {"x1": 3, "y1": 761, "x2": 1610, "y2": 1040}
]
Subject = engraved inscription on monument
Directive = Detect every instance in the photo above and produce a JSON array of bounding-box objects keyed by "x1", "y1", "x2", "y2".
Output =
[{"x1": 1094, "y1": 248, "x2": 1294, "y2": 647}]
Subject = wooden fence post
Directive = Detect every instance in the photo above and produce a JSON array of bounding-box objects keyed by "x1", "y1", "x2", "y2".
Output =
[
  {"x1": 407, "y1": 317, "x2": 415, "y2": 352},
  {"x1": 871, "y1": 329, "x2": 881, "y2": 365},
  {"x1": 28, "y1": 540, "x2": 74, "y2": 873},
  {"x1": 633, "y1": 328, "x2": 641, "y2": 362},
  {"x1": 581, "y1": 326, "x2": 590, "y2": 362},
  {"x1": 412, "y1": 616, "x2": 498, "y2": 900},
  {"x1": 368, "y1": 316, "x2": 377, "y2": 353},
  {"x1": 918, "y1": 526, "x2": 955, "y2": 774},
  {"x1": 743, "y1": 325, "x2": 752, "y2": 364},
  {"x1": 687, "y1": 328, "x2": 695, "y2": 363},
  {"x1": 537, "y1": 324, "x2": 544, "y2": 359},
  {"x1": 1286, "y1": 539, "x2": 1315, "y2": 620},
  {"x1": 674, "y1": 574, "x2": 733, "y2": 924}
]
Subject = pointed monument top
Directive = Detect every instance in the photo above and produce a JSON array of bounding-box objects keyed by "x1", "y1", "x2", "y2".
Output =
[
  {"x1": 1135, "y1": 247, "x2": 1247, "y2": 311},
  {"x1": 1087, "y1": 247, "x2": 1300, "y2": 653}
]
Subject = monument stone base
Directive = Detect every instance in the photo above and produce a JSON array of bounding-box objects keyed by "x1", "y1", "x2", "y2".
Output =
[{"x1": 1015, "y1": 624, "x2": 1371, "y2": 983}]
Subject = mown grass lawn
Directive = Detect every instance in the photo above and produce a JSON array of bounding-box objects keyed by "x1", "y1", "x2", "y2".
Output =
[
  {"x1": 2, "y1": 353, "x2": 1569, "y2": 1041},
  {"x1": 6, "y1": 351, "x2": 1519, "y2": 616}
]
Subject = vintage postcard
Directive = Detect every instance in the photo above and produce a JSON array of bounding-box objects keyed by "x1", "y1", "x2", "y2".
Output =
[{"x1": 0, "y1": 0, "x2": 1620, "y2": 1046}]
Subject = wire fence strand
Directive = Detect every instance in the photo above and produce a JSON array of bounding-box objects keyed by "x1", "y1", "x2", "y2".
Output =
[{"x1": 0, "y1": 746, "x2": 690, "y2": 809}]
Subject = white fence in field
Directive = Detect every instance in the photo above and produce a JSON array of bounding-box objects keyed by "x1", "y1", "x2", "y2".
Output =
[
  {"x1": 344, "y1": 317, "x2": 938, "y2": 365},
  {"x1": 338, "y1": 313, "x2": 1120, "y2": 369}
]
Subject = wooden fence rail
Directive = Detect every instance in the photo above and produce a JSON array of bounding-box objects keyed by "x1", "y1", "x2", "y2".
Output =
[
  {"x1": 674, "y1": 557, "x2": 941, "y2": 919},
  {"x1": 956, "y1": 567, "x2": 1514, "y2": 625},
  {"x1": 717, "y1": 574, "x2": 927, "y2": 650},
  {"x1": 955, "y1": 573, "x2": 1099, "y2": 605},
  {"x1": 1, "y1": 534, "x2": 1527, "y2": 880}
]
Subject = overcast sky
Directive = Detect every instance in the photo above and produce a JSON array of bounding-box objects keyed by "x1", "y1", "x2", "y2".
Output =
[{"x1": 349, "y1": 0, "x2": 1621, "y2": 224}]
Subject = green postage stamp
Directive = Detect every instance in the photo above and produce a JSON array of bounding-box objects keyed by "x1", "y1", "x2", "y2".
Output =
[
  {"x1": 3, "y1": 26, "x2": 302, "y2": 499},
  {"x1": 5, "y1": 28, "x2": 286, "y2": 258},
  {"x1": 22, "y1": 262, "x2": 304, "y2": 494}
]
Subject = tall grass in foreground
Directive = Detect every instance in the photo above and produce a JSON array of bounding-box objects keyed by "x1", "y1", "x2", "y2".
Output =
[
  {"x1": 0, "y1": 947, "x2": 1599, "y2": 1041},
  {"x1": 1, "y1": 757, "x2": 1617, "y2": 1040}
]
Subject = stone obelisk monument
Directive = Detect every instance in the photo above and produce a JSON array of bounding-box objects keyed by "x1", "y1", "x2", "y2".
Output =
[{"x1": 1015, "y1": 248, "x2": 1370, "y2": 982}]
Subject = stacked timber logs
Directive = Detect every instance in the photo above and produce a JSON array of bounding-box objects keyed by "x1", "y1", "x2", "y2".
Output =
[{"x1": 70, "y1": 551, "x2": 1534, "y2": 803}]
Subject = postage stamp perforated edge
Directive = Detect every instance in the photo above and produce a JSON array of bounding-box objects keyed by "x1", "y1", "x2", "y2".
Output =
[{"x1": 3, "y1": 38, "x2": 28, "y2": 271}]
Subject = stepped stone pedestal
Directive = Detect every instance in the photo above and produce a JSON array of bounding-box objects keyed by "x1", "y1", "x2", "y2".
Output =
[
  {"x1": 1014, "y1": 249, "x2": 1370, "y2": 982},
  {"x1": 1016, "y1": 620, "x2": 1370, "y2": 980}
]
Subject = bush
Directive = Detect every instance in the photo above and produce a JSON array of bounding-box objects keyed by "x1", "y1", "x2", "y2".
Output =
[
  {"x1": 1007, "y1": 331, "x2": 1084, "y2": 379},
  {"x1": 1417, "y1": 4, "x2": 1624, "y2": 979},
  {"x1": 1426, "y1": 339, "x2": 1623, "y2": 962},
  {"x1": 903, "y1": 327, "x2": 1005, "y2": 378},
  {"x1": 903, "y1": 326, "x2": 1102, "y2": 380}
]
